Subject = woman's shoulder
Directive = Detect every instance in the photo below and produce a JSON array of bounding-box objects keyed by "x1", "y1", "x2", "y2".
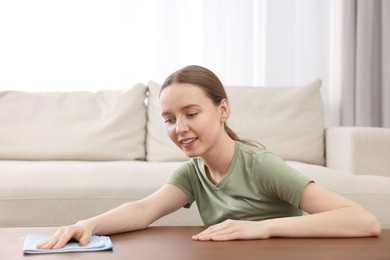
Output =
[
  {"x1": 236, "y1": 141, "x2": 286, "y2": 167},
  {"x1": 237, "y1": 141, "x2": 272, "y2": 158}
]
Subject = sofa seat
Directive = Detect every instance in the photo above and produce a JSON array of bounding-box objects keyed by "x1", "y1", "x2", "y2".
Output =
[
  {"x1": 0, "y1": 160, "x2": 201, "y2": 227},
  {"x1": 2, "y1": 160, "x2": 389, "y2": 229}
]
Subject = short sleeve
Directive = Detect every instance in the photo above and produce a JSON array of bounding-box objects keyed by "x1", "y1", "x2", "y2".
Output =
[
  {"x1": 165, "y1": 161, "x2": 196, "y2": 208},
  {"x1": 254, "y1": 152, "x2": 313, "y2": 208}
]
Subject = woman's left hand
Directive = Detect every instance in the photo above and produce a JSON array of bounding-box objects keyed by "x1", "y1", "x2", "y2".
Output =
[{"x1": 192, "y1": 219, "x2": 270, "y2": 241}]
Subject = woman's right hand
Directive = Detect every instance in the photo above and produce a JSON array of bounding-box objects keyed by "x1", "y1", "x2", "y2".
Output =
[{"x1": 37, "y1": 221, "x2": 93, "y2": 249}]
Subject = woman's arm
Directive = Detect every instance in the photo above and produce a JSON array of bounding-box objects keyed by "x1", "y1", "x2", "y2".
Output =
[
  {"x1": 263, "y1": 182, "x2": 381, "y2": 237},
  {"x1": 38, "y1": 184, "x2": 188, "y2": 249},
  {"x1": 192, "y1": 183, "x2": 381, "y2": 241}
]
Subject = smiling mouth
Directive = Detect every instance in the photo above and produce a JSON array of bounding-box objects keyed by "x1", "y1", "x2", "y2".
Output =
[{"x1": 180, "y1": 137, "x2": 198, "y2": 145}]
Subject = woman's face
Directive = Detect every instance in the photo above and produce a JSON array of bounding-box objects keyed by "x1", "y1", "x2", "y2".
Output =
[{"x1": 160, "y1": 83, "x2": 228, "y2": 158}]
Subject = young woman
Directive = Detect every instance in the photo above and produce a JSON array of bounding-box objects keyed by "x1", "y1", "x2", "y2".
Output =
[{"x1": 38, "y1": 65, "x2": 381, "y2": 249}]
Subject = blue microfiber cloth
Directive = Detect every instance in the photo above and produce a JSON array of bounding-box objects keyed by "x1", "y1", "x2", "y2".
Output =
[{"x1": 23, "y1": 234, "x2": 113, "y2": 254}]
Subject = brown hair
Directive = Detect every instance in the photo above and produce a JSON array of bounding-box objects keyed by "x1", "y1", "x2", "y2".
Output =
[{"x1": 160, "y1": 65, "x2": 257, "y2": 147}]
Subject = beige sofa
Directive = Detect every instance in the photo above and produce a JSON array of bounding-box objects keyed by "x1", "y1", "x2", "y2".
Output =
[{"x1": 1, "y1": 80, "x2": 389, "y2": 229}]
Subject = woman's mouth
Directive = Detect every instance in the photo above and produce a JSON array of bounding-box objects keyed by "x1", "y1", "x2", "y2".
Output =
[{"x1": 180, "y1": 137, "x2": 198, "y2": 147}]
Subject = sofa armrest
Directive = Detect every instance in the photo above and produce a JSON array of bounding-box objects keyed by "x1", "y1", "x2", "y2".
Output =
[{"x1": 326, "y1": 127, "x2": 390, "y2": 176}]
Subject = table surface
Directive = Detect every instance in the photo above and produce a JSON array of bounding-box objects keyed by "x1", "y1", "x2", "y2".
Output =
[{"x1": 1, "y1": 227, "x2": 389, "y2": 260}]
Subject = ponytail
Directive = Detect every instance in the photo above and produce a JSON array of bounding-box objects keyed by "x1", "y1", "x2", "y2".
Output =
[
  {"x1": 224, "y1": 124, "x2": 240, "y2": 141},
  {"x1": 224, "y1": 124, "x2": 260, "y2": 147}
]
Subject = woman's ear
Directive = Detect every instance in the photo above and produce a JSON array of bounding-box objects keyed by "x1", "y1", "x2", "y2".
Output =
[{"x1": 219, "y1": 99, "x2": 230, "y2": 123}]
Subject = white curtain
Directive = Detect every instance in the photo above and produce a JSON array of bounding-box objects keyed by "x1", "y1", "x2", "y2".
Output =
[
  {"x1": 336, "y1": 0, "x2": 390, "y2": 128},
  {"x1": 0, "y1": 0, "x2": 337, "y2": 124}
]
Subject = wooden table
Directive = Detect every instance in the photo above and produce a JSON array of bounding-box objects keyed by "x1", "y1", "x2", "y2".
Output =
[{"x1": 1, "y1": 227, "x2": 389, "y2": 259}]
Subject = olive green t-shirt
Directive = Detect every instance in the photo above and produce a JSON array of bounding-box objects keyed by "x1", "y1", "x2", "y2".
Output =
[{"x1": 166, "y1": 141, "x2": 312, "y2": 226}]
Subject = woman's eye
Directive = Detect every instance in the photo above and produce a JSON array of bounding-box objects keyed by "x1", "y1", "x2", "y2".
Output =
[
  {"x1": 187, "y1": 113, "x2": 198, "y2": 118},
  {"x1": 164, "y1": 118, "x2": 173, "y2": 124}
]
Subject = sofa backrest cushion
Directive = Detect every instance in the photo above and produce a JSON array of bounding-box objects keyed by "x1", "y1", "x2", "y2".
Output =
[
  {"x1": 0, "y1": 84, "x2": 147, "y2": 160},
  {"x1": 147, "y1": 81, "x2": 189, "y2": 162},
  {"x1": 146, "y1": 80, "x2": 325, "y2": 165}
]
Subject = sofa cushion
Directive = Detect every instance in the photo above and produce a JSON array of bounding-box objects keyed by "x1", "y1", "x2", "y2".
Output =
[
  {"x1": 146, "y1": 80, "x2": 324, "y2": 165},
  {"x1": 227, "y1": 79, "x2": 324, "y2": 165},
  {"x1": 0, "y1": 84, "x2": 147, "y2": 160},
  {"x1": 2, "y1": 160, "x2": 388, "y2": 228},
  {"x1": 0, "y1": 160, "x2": 202, "y2": 227}
]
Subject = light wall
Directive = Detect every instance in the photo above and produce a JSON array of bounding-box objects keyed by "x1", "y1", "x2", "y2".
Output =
[{"x1": 0, "y1": 0, "x2": 338, "y2": 125}]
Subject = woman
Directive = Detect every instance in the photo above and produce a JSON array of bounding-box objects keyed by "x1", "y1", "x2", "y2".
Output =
[{"x1": 38, "y1": 65, "x2": 380, "y2": 249}]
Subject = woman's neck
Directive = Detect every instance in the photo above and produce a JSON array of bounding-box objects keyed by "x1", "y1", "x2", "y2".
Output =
[{"x1": 201, "y1": 135, "x2": 236, "y2": 185}]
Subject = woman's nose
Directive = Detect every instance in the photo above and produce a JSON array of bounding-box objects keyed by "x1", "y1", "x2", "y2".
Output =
[{"x1": 175, "y1": 118, "x2": 189, "y2": 134}]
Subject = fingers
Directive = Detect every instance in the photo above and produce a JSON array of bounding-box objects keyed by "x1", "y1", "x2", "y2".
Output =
[
  {"x1": 192, "y1": 220, "x2": 238, "y2": 241},
  {"x1": 192, "y1": 219, "x2": 269, "y2": 241},
  {"x1": 78, "y1": 232, "x2": 93, "y2": 246},
  {"x1": 36, "y1": 225, "x2": 92, "y2": 249},
  {"x1": 52, "y1": 228, "x2": 76, "y2": 249},
  {"x1": 36, "y1": 227, "x2": 66, "y2": 249}
]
